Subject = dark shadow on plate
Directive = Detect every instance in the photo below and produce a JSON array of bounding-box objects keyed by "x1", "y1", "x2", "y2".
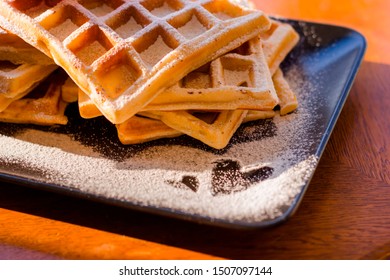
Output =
[{"x1": 0, "y1": 103, "x2": 277, "y2": 162}]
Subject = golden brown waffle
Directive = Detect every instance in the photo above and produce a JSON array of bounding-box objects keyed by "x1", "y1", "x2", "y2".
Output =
[
  {"x1": 78, "y1": 34, "x2": 278, "y2": 117},
  {"x1": 117, "y1": 109, "x2": 275, "y2": 145},
  {"x1": 78, "y1": 88, "x2": 103, "y2": 119},
  {"x1": 70, "y1": 74, "x2": 278, "y2": 146},
  {"x1": 0, "y1": 0, "x2": 271, "y2": 124},
  {"x1": 0, "y1": 25, "x2": 57, "y2": 112},
  {"x1": 230, "y1": 0, "x2": 256, "y2": 9},
  {"x1": 139, "y1": 34, "x2": 278, "y2": 111},
  {"x1": 0, "y1": 61, "x2": 57, "y2": 99},
  {"x1": 116, "y1": 20, "x2": 299, "y2": 149},
  {"x1": 0, "y1": 27, "x2": 54, "y2": 65},
  {"x1": 262, "y1": 20, "x2": 300, "y2": 75},
  {"x1": 140, "y1": 109, "x2": 247, "y2": 149},
  {"x1": 77, "y1": 16, "x2": 299, "y2": 148},
  {"x1": 273, "y1": 68, "x2": 297, "y2": 115},
  {"x1": 117, "y1": 115, "x2": 182, "y2": 144},
  {"x1": 78, "y1": 18, "x2": 298, "y2": 118},
  {"x1": 0, "y1": 70, "x2": 69, "y2": 125},
  {"x1": 133, "y1": 68, "x2": 295, "y2": 148},
  {"x1": 244, "y1": 109, "x2": 275, "y2": 122},
  {"x1": 0, "y1": 84, "x2": 41, "y2": 112},
  {"x1": 76, "y1": 73, "x2": 281, "y2": 124},
  {"x1": 148, "y1": 18, "x2": 299, "y2": 110},
  {"x1": 0, "y1": 61, "x2": 58, "y2": 109},
  {"x1": 61, "y1": 77, "x2": 78, "y2": 103}
]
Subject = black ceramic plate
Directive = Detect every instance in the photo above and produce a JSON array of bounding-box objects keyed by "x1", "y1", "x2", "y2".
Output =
[{"x1": 0, "y1": 20, "x2": 366, "y2": 228}]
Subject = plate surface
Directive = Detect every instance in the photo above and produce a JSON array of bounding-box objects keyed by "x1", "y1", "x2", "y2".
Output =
[{"x1": 0, "y1": 20, "x2": 366, "y2": 228}]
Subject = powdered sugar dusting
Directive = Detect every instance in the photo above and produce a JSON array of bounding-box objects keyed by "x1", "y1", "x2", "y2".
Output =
[
  {"x1": 178, "y1": 16, "x2": 207, "y2": 39},
  {"x1": 140, "y1": 36, "x2": 173, "y2": 68},
  {"x1": 49, "y1": 19, "x2": 78, "y2": 41},
  {"x1": 89, "y1": 4, "x2": 114, "y2": 17},
  {"x1": 150, "y1": 3, "x2": 175, "y2": 18},
  {"x1": 116, "y1": 17, "x2": 143, "y2": 39},
  {"x1": 223, "y1": 69, "x2": 249, "y2": 86},
  {"x1": 77, "y1": 41, "x2": 107, "y2": 66},
  {"x1": 0, "y1": 61, "x2": 18, "y2": 72},
  {"x1": 0, "y1": 64, "x2": 322, "y2": 224},
  {"x1": 24, "y1": 3, "x2": 50, "y2": 18}
]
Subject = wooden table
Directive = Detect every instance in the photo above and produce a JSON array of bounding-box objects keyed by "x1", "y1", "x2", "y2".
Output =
[{"x1": 1, "y1": 0, "x2": 389, "y2": 260}]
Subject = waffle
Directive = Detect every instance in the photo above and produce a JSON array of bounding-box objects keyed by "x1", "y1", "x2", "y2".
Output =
[
  {"x1": 147, "y1": 19, "x2": 300, "y2": 110},
  {"x1": 273, "y1": 68, "x2": 297, "y2": 115},
  {"x1": 0, "y1": 70, "x2": 69, "y2": 125},
  {"x1": 132, "y1": 67, "x2": 294, "y2": 148},
  {"x1": 117, "y1": 114, "x2": 182, "y2": 144},
  {"x1": 139, "y1": 109, "x2": 247, "y2": 149},
  {"x1": 0, "y1": 24, "x2": 58, "y2": 112},
  {"x1": 61, "y1": 77, "x2": 78, "y2": 103},
  {"x1": 0, "y1": 27, "x2": 54, "y2": 65},
  {"x1": 118, "y1": 20, "x2": 299, "y2": 149},
  {"x1": 0, "y1": 0, "x2": 271, "y2": 124},
  {"x1": 77, "y1": 73, "x2": 277, "y2": 146},
  {"x1": 262, "y1": 20, "x2": 299, "y2": 75},
  {"x1": 78, "y1": 87, "x2": 103, "y2": 118},
  {"x1": 117, "y1": 108, "x2": 275, "y2": 145},
  {"x1": 0, "y1": 61, "x2": 58, "y2": 110},
  {"x1": 230, "y1": 0, "x2": 256, "y2": 9},
  {"x1": 78, "y1": 33, "x2": 278, "y2": 117},
  {"x1": 79, "y1": 16, "x2": 299, "y2": 148},
  {"x1": 78, "y1": 17, "x2": 298, "y2": 118}
]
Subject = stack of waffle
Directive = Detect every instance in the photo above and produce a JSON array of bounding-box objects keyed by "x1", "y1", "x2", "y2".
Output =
[{"x1": 0, "y1": 0, "x2": 299, "y2": 149}]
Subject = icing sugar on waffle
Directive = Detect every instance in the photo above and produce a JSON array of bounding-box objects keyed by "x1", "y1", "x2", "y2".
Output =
[
  {"x1": 0, "y1": 0, "x2": 271, "y2": 124},
  {"x1": 77, "y1": 18, "x2": 299, "y2": 119}
]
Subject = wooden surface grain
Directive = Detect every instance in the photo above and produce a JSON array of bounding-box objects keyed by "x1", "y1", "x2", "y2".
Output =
[{"x1": 1, "y1": 0, "x2": 390, "y2": 260}]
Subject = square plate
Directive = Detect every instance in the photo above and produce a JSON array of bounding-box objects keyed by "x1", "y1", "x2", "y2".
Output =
[{"x1": 0, "y1": 19, "x2": 366, "y2": 229}]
